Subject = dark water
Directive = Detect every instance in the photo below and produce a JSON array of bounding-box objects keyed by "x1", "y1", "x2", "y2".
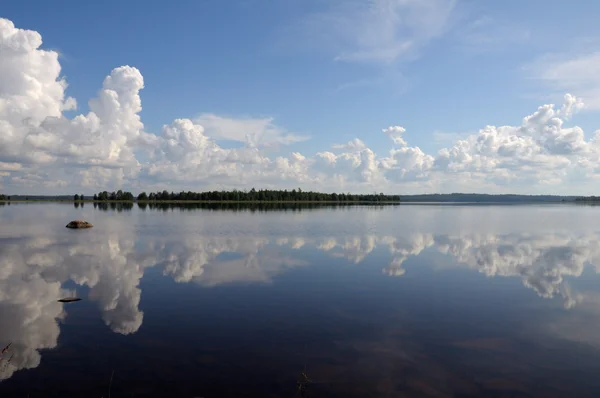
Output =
[{"x1": 1, "y1": 203, "x2": 600, "y2": 397}]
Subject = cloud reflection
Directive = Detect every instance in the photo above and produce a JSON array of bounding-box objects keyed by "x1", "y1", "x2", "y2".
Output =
[
  {"x1": 379, "y1": 233, "x2": 597, "y2": 309},
  {"x1": 156, "y1": 237, "x2": 308, "y2": 285},
  {"x1": 2, "y1": 228, "x2": 600, "y2": 380},
  {"x1": 0, "y1": 239, "x2": 64, "y2": 380}
]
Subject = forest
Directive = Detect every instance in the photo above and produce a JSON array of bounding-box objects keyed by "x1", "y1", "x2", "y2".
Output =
[
  {"x1": 91, "y1": 189, "x2": 400, "y2": 202},
  {"x1": 0, "y1": 192, "x2": 586, "y2": 203},
  {"x1": 93, "y1": 190, "x2": 135, "y2": 201},
  {"x1": 138, "y1": 189, "x2": 399, "y2": 202}
]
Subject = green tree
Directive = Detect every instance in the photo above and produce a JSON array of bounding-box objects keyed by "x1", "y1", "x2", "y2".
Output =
[{"x1": 74, "y1": 194, "x2": 80, "y2": 201}]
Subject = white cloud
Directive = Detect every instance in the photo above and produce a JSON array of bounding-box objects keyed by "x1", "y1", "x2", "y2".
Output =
[
  {"x1": 527, "y1": 51, "x2": 600, "y2": 109},
  {"x1": 382, "y1": 125, "x2": 407, "y2": 146},
  {"x1": 332, "y1": 138, "x2": 367, "y2": 152},
  {"x1": 279, "y1": 0, "x2": 458, "y2": 91},
  {"x1": 194, "y1": 113, "x2": 309, "y2": 148},
  {"x1": 3, "y1": 17, "x2": 600, "y2": 195},
  {"x1": 299, "y1": 0, "x2": 456, "y2": 64}
]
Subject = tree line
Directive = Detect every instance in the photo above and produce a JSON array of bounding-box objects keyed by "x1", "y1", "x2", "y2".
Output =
[
  {"x1": 135, "y1": 189, "x2": 399, "y2": 202},
  {"x1": 575, "y1": 196, "x2": 600, "y2": 202},
  {"x1": 93, "y1": 190, "x2": 135, "y2": 201},
  {"x1": 89, "y1": 189, "x2": 400, "y2": 202}
]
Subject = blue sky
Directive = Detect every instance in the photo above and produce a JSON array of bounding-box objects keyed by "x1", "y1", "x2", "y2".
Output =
[{"x1": 1, "y1": 0, "x2": 600, "y2": 194}]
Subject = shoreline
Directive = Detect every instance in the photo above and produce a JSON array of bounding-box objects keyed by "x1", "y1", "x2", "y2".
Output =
[
  {"x1": 0, "y1": 200, "x2": 589, "y2": 205},
  {"x1": 0, "y1": 199, "x2": 402, "y2": 204}
]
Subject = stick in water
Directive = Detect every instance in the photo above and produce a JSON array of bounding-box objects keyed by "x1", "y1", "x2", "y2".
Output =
[{"x1": 108, "y1": 369, "x2": 114, "y2": 398}]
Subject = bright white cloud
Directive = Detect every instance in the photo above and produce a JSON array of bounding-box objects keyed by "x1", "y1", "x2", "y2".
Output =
[
  {"x1": 332, "y1": 138, "x2": 367, "y2": 151},
  {"x1": 194, "y1": 113, "x2": 309, "y2": 148},
  {"x1": 2, "y1": 17, "x2": 600, "y2": 195},
  {"x1": 382, "y1": 126, "x2": 407, "y2": 147}
]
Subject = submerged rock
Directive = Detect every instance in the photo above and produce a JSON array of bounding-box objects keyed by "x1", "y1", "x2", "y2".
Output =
[{"x1": 66, "y1": 220, "x2": 93, "y2": 229}]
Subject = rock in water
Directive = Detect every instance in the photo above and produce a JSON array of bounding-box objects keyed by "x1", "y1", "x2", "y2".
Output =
[{"x1": 66, "y1": 220, "x2": 93, "y2": 229}]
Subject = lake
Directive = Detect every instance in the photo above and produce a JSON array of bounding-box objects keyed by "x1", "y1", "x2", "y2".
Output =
[{"x1": 1, "y1": 203, "x2": 600, "y2": 397}]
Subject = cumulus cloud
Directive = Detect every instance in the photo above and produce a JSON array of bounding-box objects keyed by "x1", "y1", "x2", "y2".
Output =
[
  {"x1": 332, "y1": 138, "x2": 367, "y2": 151},
  {"x1": 3, "y1": 16, "x2": 600, "y2": 195},
  {"x1": 382, "y1": 125, "x2": 407, "y2": 146}
]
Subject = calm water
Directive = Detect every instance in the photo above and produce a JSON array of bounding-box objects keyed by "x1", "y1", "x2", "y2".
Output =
[{"x1": 1, "y1": 203, "x2": 600, "y2": 397}]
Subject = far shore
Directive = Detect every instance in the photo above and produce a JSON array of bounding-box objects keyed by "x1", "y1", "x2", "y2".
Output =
[
  {"x1": 0, "y1": 199, "x2": 402, "y2": 204},
  {"x1": 0, "y1": 199, "x2": 592, "y2": 205}
]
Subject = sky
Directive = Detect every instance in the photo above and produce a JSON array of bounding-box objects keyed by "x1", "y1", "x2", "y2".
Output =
[{"x1": 1, "y1": 0, "x2": 600, "y2": 195}]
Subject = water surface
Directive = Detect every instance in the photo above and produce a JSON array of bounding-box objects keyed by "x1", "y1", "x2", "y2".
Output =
[{"x1": 1, "y1": 203, "x2": 600, "y2": 397}]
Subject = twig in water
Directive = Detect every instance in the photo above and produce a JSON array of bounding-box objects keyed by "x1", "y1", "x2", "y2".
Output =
[{"x1": 108, "y1": 369, "x2": 114, "y2": 398}]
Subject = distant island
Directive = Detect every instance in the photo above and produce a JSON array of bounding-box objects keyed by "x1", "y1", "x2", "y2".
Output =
[
  {"x1": 0, "y1": 191, "x2": 590, "y2": 204},
  {"x1": 400, "y1": 193, "x2": 578, "y2": 203},
  {"x1": 0, "y1": 190, "x2": 400, "y2": 203},
  {"x1": 93, "y1": 189, "x2": 401, "y2": 203}
]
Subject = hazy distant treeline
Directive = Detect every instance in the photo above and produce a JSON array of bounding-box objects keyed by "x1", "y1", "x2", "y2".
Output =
[
  {"x1": 400, "y1": 193, "x2": 575, "y2": 203},
  {"x1": 91, "y1": 189, "x2": 400, "y2": 202},
  {"x1": 574, "y1": 196, "x2": 600, "y2": 202}
]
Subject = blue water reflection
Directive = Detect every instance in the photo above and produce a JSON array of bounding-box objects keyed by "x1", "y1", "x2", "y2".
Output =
[{"x1": 0, "y1": 203, "x2": 600, "y2": 397}]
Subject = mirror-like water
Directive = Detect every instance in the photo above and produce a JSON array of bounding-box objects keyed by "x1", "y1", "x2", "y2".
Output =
[{"x1": 1, "y1": 203, "x2": 600, "y2": 397}]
